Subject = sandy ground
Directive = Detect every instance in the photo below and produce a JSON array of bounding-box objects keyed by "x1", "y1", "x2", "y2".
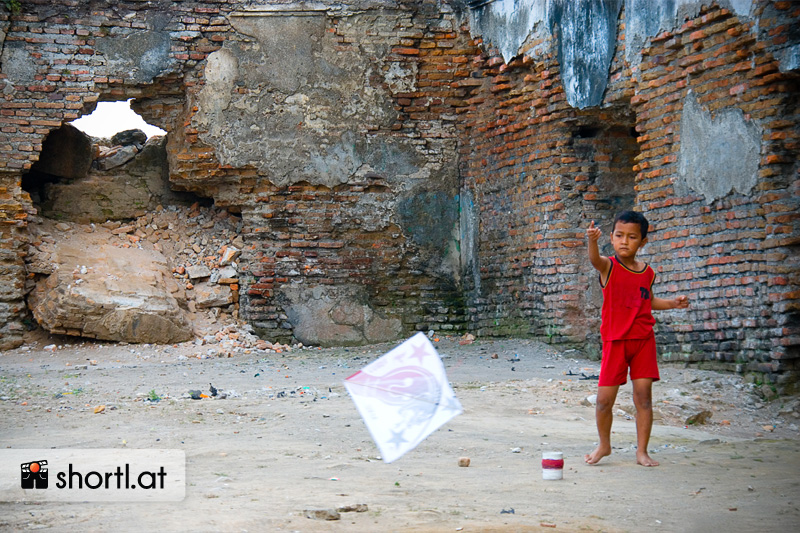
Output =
[{"x1": 1, "y1": 332, "x2": 798, "y2": 532}]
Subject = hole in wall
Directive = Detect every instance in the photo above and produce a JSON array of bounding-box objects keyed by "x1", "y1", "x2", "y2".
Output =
[
  {"x1": 20, "y1": 96, "x2": 242, "y2": 345},
  {"x1": 70, "y1": 99, "x2": 166, "y2": 139},
  {"x1": 21, "y1": 99, "x2": 203, "y2": 221},
  {"x1": 575, "y1": 125, "x2": 600, "y2": 138}
]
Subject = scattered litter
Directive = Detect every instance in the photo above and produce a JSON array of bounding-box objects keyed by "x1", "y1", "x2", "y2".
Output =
[
  {"x1": 500, "y1": 508, "x2": 515, "y2": 514},
  {"x1": 458, "y1": 333, "x2": 475, "y2": 345},
  {"x1": 582, "y1": 394, "x2": 597, "y2": 407}
]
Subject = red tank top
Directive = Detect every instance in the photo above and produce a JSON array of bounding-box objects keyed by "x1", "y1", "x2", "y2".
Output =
[{"x1": 600, "y1": 256, "x2": 656, "y2": 341}]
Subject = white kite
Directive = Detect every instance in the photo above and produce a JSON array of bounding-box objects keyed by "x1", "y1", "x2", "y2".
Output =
[{"x1": 344, "y1": 332, "x2": 463, "y2": 463}]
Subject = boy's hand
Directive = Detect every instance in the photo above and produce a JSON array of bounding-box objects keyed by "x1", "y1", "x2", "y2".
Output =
[
  {"x1": 673, "y1": 295, "x2": 689, "y2": 309},
  {"x1": 586, "y1": 220, "x2": 602, "y2": 242}
]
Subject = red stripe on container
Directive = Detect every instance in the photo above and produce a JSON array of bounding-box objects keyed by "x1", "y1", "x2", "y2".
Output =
[{"x1": 542, "y1": 459, "x2": 564, "y2": 469}]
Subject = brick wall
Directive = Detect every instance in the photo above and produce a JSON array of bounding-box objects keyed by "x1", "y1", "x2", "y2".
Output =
[
  {"x1": 0, "y1": 1, "x2": 798, "y2": 388},
  {"x1": 458, "y1": 1, "x2": 799, "y2": 388}
]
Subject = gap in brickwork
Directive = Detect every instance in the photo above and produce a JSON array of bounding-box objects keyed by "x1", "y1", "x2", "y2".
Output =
[
  {"x1": 22, "y1": 99, "x2": 170, "y2": 211},
  {"x1": 573, "y1": 111, "x2": 639, "y2": 257},
  {"x1": 566, "y1": 105, "x2": 641, "y2": 326}
]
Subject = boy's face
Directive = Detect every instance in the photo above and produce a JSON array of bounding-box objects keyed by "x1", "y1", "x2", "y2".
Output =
[{"x1": 611, "y1": 221, "x2": 647, "y2": 260}]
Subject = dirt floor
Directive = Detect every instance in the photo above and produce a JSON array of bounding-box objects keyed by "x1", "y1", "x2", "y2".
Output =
[{"x1": 1, "y1": 330, "x2": 799, "y2": 532}]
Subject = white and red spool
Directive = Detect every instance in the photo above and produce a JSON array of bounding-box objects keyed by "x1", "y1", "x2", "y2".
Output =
[{"x1": 542, "y1": 452, "x2": 564, "y2": 480}]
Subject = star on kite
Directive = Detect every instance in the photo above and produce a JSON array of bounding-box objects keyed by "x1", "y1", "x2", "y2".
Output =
[
  {"x1": 388, "y1": 429, "x2": 408, "y2": 448},
  {"x1": 407, "y1": 342, "x2": 431, "y2": 364}
]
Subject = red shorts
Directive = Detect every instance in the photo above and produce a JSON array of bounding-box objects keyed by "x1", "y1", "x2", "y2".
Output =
[{"x1": 599, "y1": 334, "x2": 659, "y2": 387}]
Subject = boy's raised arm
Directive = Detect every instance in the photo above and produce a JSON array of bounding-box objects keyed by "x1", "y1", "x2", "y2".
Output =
[{"x1": 586, "y1": 220, "x2": 611, "y2": 279}]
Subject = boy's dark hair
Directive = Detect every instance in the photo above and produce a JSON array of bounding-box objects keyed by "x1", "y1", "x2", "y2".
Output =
[{"x1": 613, "y1": 210, "x2": 649, "y2": 239}]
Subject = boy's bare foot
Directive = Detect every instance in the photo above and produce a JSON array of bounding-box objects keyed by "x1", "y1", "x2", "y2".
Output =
[
  {"x1": 584, "y1": 445, "x2": 611, "y2": 465},
  {"x1": 636, "y1": 451, "x2": 659, "y2": 467}
]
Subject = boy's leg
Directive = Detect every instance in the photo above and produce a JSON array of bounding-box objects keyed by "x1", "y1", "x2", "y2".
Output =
[
  {"x1": 584, "y1": 385, "x2": 619, "y2": 465},
  {"x1": 629, "y1": 334, "x2": 660, "y2": 466},
  {"x1": 632, "y1": 378, "x2": 659, "y2": 467}
]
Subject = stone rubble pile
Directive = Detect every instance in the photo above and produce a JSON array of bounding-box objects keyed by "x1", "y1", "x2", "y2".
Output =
[
  {"x1": 193, "y1": 322, "x2": 299, "y2": 359},
  {"x1": 25, "y1": 200, "x2": 300, "y2": 353},
  {"x1": 100, "y1": 201, "x2": 244, "y2": 319}
]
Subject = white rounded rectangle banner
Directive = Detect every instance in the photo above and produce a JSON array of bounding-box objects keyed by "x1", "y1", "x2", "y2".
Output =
[{"x1": 0, "y1": 449, "x2": 185, "y2": 502}]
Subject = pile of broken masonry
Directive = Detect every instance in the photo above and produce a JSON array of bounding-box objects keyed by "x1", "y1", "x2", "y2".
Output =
[{"x1": 23, "y1": 146, "x2": 296, "y2": 356}]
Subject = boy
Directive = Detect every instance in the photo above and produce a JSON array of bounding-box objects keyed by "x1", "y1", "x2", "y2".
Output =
[{"x1": 584, "y1": 211, "x2": 689, "y2": 467}]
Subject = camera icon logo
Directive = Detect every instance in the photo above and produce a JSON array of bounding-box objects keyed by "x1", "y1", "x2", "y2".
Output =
[{"x1": 21, "y1": 460, "x2": 48, "y2": 489}]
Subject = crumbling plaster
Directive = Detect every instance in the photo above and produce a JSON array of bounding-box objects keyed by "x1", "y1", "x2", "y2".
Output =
[
  {"x1": 467, "y1": 0, "x2": 760, "y2": 108},
  {"x1": 677, "y1": 91, "x2": 762, "y2": 203}
]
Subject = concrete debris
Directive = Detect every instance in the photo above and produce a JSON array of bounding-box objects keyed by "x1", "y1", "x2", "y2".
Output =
[
  {"x1": 111, "y1": 128, "x2": 148, "y2": 147},
  {"x1": 186, "y1": 265, "x2": 212, "y2": 280},
  {"x1": 304, "y1": 508, "x2": 341, "y2": 521},
  {"x1": 23, "y1": 201, "x2": 274, "y2": 349},
  {"x1": 97, "y1": 144, "x2": 139, "y2": 170}
]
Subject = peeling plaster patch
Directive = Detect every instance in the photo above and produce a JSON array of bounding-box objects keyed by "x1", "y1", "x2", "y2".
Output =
[
  {"x1": 194, "y1": 12, "x2": 399, "y2": 187},
  {"x1": 95, "y1": 30, "x2": 173, "y2": 83},
  {"x1": 459, "y1": 188, "x2": 480, "y2": 294},
  {"x1": 384, "y1": 61, "x2": 417, "y2": 94},
  {"x1": 468, "y1": 0, "x2": 622, "y2": 109},
  {"x1": 777, "y1": 44, "x2": 800, "y2": 72},
  {"x1": 625, "y1": 0, "x2": 753, "y2": 68},
  {"x1": 677, "y1": 92, "x2": 761, "y2": 203},
  {"x1": 278, "y1": 285, "x2": 403, "y2": 347},
  {"x1": 549, "y1": 0, "x2": 622, "y2": 109},
  {"x1": 229, "y1": 13, "x2": 324, "y2": 94},
  {"x1": 1, "y1": 40, "x2": 38, "y2": 83},
  {"x1": 468, "y1": 0, "x2": 547, "y2": 64},
  {"x1": 728, "y1": 0, "x2": 753, "y2": 17},
  {"x1": 397, "y1": 187, "x2": 460, "y2": 278},
  {"x1": 195, "y1": 48, "x2": 239, "y2": 137}
]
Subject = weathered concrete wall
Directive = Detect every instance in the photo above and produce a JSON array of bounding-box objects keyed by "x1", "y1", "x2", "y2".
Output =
[
  {"x1": 164, "y1": 2, "x2": 475, "y2": 344},
  {"x1": 460, "y1": 0, "x2": 799, "y2": 388}
]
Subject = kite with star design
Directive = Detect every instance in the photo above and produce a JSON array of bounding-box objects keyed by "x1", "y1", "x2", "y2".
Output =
[{"x1": 344, "y1": 332, "x2": 463, "y2": 463}]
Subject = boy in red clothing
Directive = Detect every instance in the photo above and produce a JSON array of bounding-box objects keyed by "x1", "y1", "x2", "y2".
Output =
[{"x1": 584, "y1": 211, "x2": 689, "y2": 467}]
